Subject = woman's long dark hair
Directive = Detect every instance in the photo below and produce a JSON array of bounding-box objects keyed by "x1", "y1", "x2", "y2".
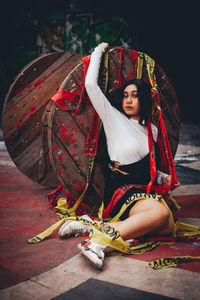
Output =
[{"x1": 110, "y1": 79, "x2": 152, "y2": 126}]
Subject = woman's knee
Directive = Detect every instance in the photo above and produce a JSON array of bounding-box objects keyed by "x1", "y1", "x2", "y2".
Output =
[
  {"x1": 135, "y1": 199, "x2": 171, "y2": 225},
  {"x1": 152, "y1": 210, "x2": 174, "y2": 236},
  {"x1": 159, "y1": 203, "x2": 170, "y2": 218},
  {"x1": 154, "y1": 204, "x2": 172, "y2": 228}
]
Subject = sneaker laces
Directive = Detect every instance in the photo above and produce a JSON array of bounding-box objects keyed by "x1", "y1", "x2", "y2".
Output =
[{"x1": 69, "y1": 222, "x2": 91, "y2": 236}]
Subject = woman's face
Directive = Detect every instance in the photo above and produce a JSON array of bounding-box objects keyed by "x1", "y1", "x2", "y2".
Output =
[{"x1": 122, "y1": 84, "x2": 140, "y2": 120}]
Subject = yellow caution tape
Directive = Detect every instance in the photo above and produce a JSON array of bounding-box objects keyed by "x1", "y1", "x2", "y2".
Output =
[{"x1": 149, "y1": 256, "x2": 200, "y2": 270}]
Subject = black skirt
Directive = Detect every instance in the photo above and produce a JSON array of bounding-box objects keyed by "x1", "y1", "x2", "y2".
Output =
[{"x1": 103, "y1": 147, "x2": 160, "y2": 220}]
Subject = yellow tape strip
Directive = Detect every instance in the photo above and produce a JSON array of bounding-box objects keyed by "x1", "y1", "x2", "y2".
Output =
[
  {"x1": 66, "y1": 157, "x2": 95, "y2": 214},
  {"x1": 144, "y1": 53, "x2": 155, "y2": 88},
  {"x1": 149, "y1": 256, "x2": 200, "y2": 270},
  {"x1": 167, "y1": 194, "x2": 181, "y2": 211},
  {"x1": 175, "y1": 221, "x2": 200, "y2": 233},
  {"x1": 136, "y1": 52, "x2": 144, "y2": 79},
  {"x1": 143, "y1": 53, "x2": 162, "y2": 119},
  {"x1": 27, "y1": 216, "x2": 94, "y2": 244},
  {"x1": 98, "y1": 201, "x2": 104, "y2": 219},
  {"x1": 27, "y1": 218, "x2": 67, "y2": 244}
]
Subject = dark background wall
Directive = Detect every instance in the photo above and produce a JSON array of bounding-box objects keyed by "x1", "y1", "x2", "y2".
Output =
[{"x1": 0, "y1": 0, "x2": 199, "y2": 124}]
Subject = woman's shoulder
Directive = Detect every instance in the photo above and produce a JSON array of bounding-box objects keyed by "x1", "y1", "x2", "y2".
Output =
[{"x1": 151, "y1": 122, "x2": 158, "y2": 132}]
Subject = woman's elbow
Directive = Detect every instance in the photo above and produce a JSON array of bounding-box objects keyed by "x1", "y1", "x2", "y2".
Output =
[
  {"x1": 85, "y1": 80, "x2": 96, "y2": 92},
  {"x1": 85, "y1": 80, "x2": 91, "y2": 89}
]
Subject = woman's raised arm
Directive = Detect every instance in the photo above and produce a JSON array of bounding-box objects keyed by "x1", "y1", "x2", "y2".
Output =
[{"x1": 85, "y1": 43, "x2": 113, "y2": 122}]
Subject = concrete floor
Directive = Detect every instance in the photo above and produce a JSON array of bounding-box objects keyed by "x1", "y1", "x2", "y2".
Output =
[{"x1": 0, "y1": 122, "x2": 200, "y2": 300}]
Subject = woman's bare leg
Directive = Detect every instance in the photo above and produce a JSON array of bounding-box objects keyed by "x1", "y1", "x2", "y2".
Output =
[{"x1": 109, "y1": 199, "x2": 174, "y2": 240}]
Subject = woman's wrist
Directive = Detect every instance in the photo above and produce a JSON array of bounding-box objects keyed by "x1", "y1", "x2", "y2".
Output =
[
  {"x1": 94, "y1": 45, "x2": 105, "y2": 53},
  {"x1": 95, "y1": 42, "x2": 109, "y2": 52}
]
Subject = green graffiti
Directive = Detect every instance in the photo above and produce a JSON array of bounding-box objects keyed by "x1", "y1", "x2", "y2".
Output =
[
  {"x1": 5, "y1": 8, "x2": 137, "y2": 80},
  {"x1": 64, "y1": 15, "x2": 135, "y2": 55}
]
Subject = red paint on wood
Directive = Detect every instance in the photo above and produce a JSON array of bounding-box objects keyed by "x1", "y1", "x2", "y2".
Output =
[
  {"x1": 75, "y1": 183, "x2": 86, "y2": 191},
  {"x1": 15, "y1": 87, "x2": 23, "y2": 94},
  {"x1": 70, "y1": 139, "x2": 77, "y2": 145},
  {"x1": 63, "y1": 133, "x2": 74, "y2": 142},
  {"x1": 34, "y1": 79, "x2": 43, "y2": 87},
  {"x1": 31, "y1": 106, "x2": 37, "y2": 112},
  {"x1": 57, "y1": 154, "x2": 64, "y2": 160},
  {"x1": 21, "y1": 113, "x2": 28, "y2": 120},
  {"x1": 60, "y1": 125, "x2": 69, "y2": 138}
]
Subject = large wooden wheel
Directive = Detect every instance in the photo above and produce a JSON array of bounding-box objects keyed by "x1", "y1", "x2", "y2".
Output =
[{"x1": 2, "y1": 52, "x2": 81, "y2": 187}]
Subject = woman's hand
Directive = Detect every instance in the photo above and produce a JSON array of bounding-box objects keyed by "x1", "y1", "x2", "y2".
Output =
[
  {"x1": 164, "y1": 175, "x2": 181, "y2": 190},
  {"x1": 98, "y1": 42, "x2": 109, "y2": 51}
]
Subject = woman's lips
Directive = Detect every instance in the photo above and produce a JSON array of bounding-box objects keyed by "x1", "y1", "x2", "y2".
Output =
[{"x1": 125, "y1": 106, "x2": 133, "y2": 110}]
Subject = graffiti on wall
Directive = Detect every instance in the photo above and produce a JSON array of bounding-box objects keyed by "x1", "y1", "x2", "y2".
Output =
[
  {"x1": 3, "y1": 8, "x2": 137, "y2": 91},
  {"x1": 37, "y1": 9, "x2": 66, "y2": 56},
  {"x1": 63, "y1": 14, "x2": 134, "y2": 55},
  {"x1": 36, "y1": 12, "x2": 135, "y2": 56}
]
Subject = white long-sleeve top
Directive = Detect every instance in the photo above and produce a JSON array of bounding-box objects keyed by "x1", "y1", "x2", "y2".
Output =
[{"x1": 85, "y1": 46, "x2": 168, "y2": 185}]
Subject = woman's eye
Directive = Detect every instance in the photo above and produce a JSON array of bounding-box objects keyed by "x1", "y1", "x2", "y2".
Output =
[{"x1": 123, "y1": 93, "x2": 138, "y2": 99}]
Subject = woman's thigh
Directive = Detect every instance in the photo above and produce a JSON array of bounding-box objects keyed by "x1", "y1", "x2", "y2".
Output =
[
  {"x1": 129, "y1": 198, "x2": 169, "y2": 216},
  {"x1": 129, "y1": 198, "x2": 174, "y2": 235}
]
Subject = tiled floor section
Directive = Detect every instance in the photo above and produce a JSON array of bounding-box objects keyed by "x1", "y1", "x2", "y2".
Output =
[
  {"x1": 1, "y1": 255, "x2": 200, "y2": 300},
  {"x1": 51, "y1": 278, "x2": 178, "y2": 300}
]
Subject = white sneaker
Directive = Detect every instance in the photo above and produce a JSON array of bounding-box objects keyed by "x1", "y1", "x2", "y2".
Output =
[
  {"x1": 77, "y1": 239, "x2": 105, "y2": 270},
  {"x1": 58, "y1": 215, "x2": 93, "y2": 237}
]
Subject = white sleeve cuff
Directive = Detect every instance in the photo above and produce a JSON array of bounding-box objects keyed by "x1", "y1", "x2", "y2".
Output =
[
  {"x1": 156, "y1": 170, "x2": 168, "y2": 185},
  {"x1": 94, "y1": 45, "x2": 105, "y2": 53}
]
